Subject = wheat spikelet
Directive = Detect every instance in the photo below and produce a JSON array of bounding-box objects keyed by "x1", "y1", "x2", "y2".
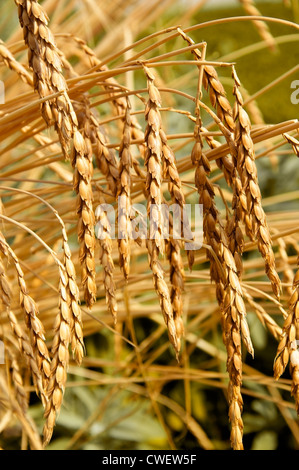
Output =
[{"x1": 232, "y1": 67, "x2": 281, "y2": 299}]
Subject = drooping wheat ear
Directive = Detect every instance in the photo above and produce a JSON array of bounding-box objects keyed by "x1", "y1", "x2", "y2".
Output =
[
  {"x1": 191, "y1": 105, "x2": 252, "y2": 449},
  {"x1": 274, "y1": 266, "x2": 299, "y2": 413},
  {"x1": 68, "y1": 33, "x2": 146, "y2": 171},
  {"x1": 165, "y1": 214, "x2": 185, "y2": 353},
  {"x1": 6, "y1": 309, "x2": 46, "y2": 405},
  {"x1": 93, "y1": 123, "x2": 120, "y2": 197},
  {"x1": 16, "y1": 0, "x2": 97, "y2": 307},
  {"x1": 74, "y1": 36, "x2": 145, "y2": 144},
  {"x1": 0, "y1": 39, "x2": 33, "y2": 86},
  {"x1": 71, "y1": 127, "x2": 97, "y2": 308},
  {"x1": 177, "y1": 28, "x2": 235, "y2": 132},
  {"x1": 0, "y1": 257, "x2": 12, "y2": 309},
  {"x1": 284, "y1": 133, "x2": 299, "y2": 157},
  {"x1": 43, "y1": 263, "x2": 72, "y2": 447},
  {"x1": 117, "y1": 97, "x2": 133, "y2": 280},
  {"x1": 276, "y1": 234, "x2": 294, "y2": 297},
  {"x1": 0, "y1": 233, "x2": 51, "y2": 391},
  {"x1": 239, "y1": 0, "x2": 277, "y2": 51},
  {"x1": 6, "y1": 342, "x2": 29, "y2": 413},
  {"x1": 61, "y1": 226, "x2": 84, "y2": 365},
  {"x1": 143, "y1": 64, "x2": 179, "y2": 356},
  {"x1": 232, "y1": 67, "x2": 281, "y2": 299},
  {"x1": 15, "y1": 0, "x2": 78, "y2": 157},
  {"x1": 274, "y1": 271, "x2": 299, "y2": 409},
  {"x1": 95, "y1": 196, "x2": 118, "y2": 324},
  {"x1": 0, "y1": 249, "x2": 46, "y2": 404},
  {"x1": 160, "y1": 130, "x2": 187, "y2": 348}
]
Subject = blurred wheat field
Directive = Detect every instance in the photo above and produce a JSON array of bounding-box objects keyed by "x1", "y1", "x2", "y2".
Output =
[{"x1": 0, "y1": 0, "x2": 299, "y2": 451}]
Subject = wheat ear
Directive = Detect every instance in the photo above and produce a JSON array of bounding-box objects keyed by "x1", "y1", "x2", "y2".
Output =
[
  {"x1": 143, "y1": 65, "x2": 179, "y2": 355},
  {"x1": 274, "y1": 266, "x2": 299, "y2": 413},
  {"x1": 6, "y1": 342, "x2": 29, "y2": 413},
  {"x1": 0, "y1": 39, "x2": 33, "y2": 86},
  {"x1": 160, "y1": 130, "x2": 187, "y2": 348},
  {"x1": 239, "y1": 0, "x2": 277, "y2": 51},
  {"x1": 16, "y1": 0, "x2": 97, "y2": 307},
  {"x1": 177, "y1": 28, "x2": 235, "y2": 132},
  {"x1": 232, "y1": 67, "x2": 281, "y2": 299},
  {"x1": 15, "y1": 0, "x2": 78, "y2": 156},
  {"x1": 95, "y1": 196, "x2": 118, "y2": 323},
  {"x1": 0, "y1": 233, "x2": 51, "y2": 390},
  {"x1": 43, "y1": 263, "x2": 73, "y2": 446},
  {"x1": 117, "y1": 97, "x2": 133, "y2": 280}
]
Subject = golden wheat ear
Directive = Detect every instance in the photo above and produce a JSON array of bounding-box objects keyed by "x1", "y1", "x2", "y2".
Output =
[
  {"x1": 232, "y1": 67, "x2": 282, "y2": 300},
  {"x1": 143, "y1": 65, "x2": 180, "y2": 356}
]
